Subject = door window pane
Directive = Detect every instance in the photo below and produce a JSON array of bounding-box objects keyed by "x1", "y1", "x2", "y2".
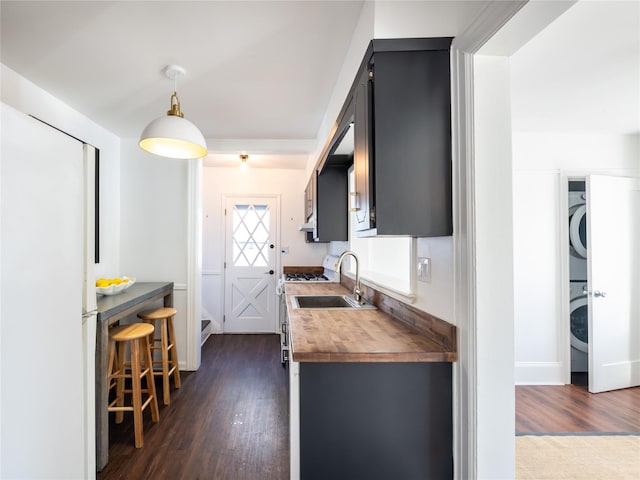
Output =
[{"x1": 232, "y1": 204, "x2": 270, "y2": 267}]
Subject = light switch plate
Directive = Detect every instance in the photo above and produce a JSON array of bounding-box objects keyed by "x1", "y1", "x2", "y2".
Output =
[{"x1": 417, "y1": 257, "x2": 431, "y2": 282}]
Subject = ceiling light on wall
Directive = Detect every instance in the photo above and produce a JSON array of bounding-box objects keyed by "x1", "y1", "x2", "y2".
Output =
[
  {"x1": 139, "y1": 65, "x2": 207, "y2": 159},
  {"x1": 240, "y1": 153, "x2": 249, "y2": 171}
]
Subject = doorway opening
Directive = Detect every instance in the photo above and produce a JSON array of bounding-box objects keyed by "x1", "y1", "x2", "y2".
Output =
[{"x1": 568, "y1": 179, "x2": 588, "y2": 386}]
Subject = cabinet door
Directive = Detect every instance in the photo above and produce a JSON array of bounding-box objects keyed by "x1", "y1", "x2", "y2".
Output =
[
  {"x1": 300, "y1": 362, "x2": 453, "y2": 479},
  {"x1": 315, "y1": 166, "x2": 348, "y2": 242},
  {"x1": 304, "y1": 176, "x2": 314, "y2": 221},
  {"x1": 374, "y1": 49, "x2": 452, "y2": 236},
  {"x1": 353, "y1": 67, "x2": 374, "y2": 232}
]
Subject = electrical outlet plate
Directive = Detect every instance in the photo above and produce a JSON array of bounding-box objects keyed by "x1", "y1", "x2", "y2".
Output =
[{"x1": 417, "y1": 257, "x2": 431, "y2": 282}]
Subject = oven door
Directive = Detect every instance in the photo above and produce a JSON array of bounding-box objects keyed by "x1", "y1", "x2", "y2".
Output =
[{"x1": 278, "y1": 280, "x2": 289, "y2": 366}]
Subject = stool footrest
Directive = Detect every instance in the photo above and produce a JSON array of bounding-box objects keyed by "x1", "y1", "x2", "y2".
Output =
[
  {"x1": 150, "y1": 343, "x2": 175, "y2": 350},
  {"x1": 109, "y1": 367, "x2": 152, "y2": 379},
  {"x1": 152, "y1": 365, "x2": 177, "y2": 376},
  {"x1": 109, "y1": 395, "x2": 156, "y2": 413}
]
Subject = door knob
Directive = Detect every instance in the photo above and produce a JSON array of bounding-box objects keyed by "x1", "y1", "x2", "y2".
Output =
[
  {"x1": 265, "y1": 270, "x2": 275, "y2": 275},
  {"x1": 593, "y1": 290, "x2": 607, "y2": 298}
]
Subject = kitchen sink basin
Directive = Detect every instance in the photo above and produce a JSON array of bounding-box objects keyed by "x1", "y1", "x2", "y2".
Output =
[{"x1": 291, "y1": 295, "x2": 376, "y2": 310}]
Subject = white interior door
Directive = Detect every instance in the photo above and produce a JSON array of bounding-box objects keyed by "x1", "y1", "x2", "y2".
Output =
[
  {"x1": 587, "y1": 175, "x2": 640, "y2": 393},
  {"x1": 224, "y1": 196, "x2": 278, "y2": 333}
]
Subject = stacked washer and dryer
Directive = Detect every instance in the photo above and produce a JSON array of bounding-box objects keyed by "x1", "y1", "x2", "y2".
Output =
[{"x1": 569, "y1": 181, "x2": 588, "y2": 372}]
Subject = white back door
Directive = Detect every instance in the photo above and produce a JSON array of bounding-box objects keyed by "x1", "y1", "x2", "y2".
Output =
[
  {"x1": 587, "y1": 175, "x2": 640, "y2": 393},
  {"x1": 224, "y1": 196, "x2": 278, "y2": 333}
]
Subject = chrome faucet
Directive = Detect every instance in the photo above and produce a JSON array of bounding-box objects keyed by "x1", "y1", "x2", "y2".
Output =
[{"x1": 336, "y1": 250, "x2": 363, "y2": 304}]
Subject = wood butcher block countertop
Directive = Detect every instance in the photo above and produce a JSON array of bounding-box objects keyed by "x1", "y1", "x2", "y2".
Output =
[{"x1": 286, "y1": 282, "x2": 456, "y2": 363}]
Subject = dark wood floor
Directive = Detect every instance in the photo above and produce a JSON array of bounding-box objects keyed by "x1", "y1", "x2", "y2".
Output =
[
  {"x1": 98, "y1": 336, "x2": 640, "y2": 477},
  {"x1": 516, "y1": 374, "x2": 640, "y2": 434},
  {"x1": 97, "y1": 334, "x2": 289, "y2": 480}
]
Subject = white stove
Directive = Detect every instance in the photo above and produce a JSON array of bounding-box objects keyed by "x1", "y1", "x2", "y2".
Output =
[
  {"x1": 282, "y1": 255, "x2": 340, "y2": 283},
  {"x1": 284, "y1": 272, "x2": 330, "y2": 282}
]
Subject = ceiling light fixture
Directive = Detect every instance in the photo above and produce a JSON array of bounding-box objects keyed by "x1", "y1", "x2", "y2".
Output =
[
  {"x1": 139, "y1": 65, "x2": 208, "y2": 159},
  {"x1": 240, "y1": 153, "x2": 249, "y2": 171}
]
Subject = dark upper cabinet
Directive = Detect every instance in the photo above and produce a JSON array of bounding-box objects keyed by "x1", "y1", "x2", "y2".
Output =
[
  {"x1": 311, "y1": 37, "x2": 453, "y2": 239},
  {"x1": 304, "y1": 176, "x2": 314, "y2": 224},
  {"x1": 303, "y1": 164, "x2": 349, "y2": 243},
  {"x1": 305, "y1": 98, "x2": 354, "y2": 243},
  {"x1": 352, "y1": 69, "x2": 374, "y2": 231},
  {"x1": 352, "y1": 38, "x2": 453, "y2": 237},
  {"x1": 315, "y1": 164, "x2": 348, "y2": 242}
]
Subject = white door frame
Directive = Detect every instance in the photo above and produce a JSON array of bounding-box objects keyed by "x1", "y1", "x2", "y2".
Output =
[
  {"x1": 451, "y1": 1, "x2": 578, "y2": 478},
  {"x1": 185, "y1": 159, "x2": 202, "y2": 371},
  {"x1": 450, "y1": 3, "x2": 528, "y2": 477}
]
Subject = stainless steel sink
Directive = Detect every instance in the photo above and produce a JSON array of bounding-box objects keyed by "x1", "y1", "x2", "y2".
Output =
[{"x1": 291, "y1": 295, "x2": 376, "y2": 310}]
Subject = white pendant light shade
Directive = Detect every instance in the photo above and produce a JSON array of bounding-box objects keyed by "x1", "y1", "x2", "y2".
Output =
[
  {"x1": 139, "y1": 65, "x2": 208, "y2": 159},
  {"x1": 139, "y1": 114, "x2": 207, "y2": 159}
]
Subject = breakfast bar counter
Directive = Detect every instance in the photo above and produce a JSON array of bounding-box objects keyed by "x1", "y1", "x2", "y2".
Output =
[{"x1": 95, "y1": 282, "x2": 174, "y2": 471}]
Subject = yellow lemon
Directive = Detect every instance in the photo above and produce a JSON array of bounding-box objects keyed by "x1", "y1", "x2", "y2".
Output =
[{"x1": 96, "y1": 279, "x2": 110, "y2": 287}]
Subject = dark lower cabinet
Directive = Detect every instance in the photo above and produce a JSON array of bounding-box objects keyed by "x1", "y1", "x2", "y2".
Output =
[{"x1": 299, "y1": 362, "x2": 453, "y2": 480}]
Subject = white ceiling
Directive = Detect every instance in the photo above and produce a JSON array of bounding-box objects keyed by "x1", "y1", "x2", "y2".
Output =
[
  {"x1": 0, "y1": 0, "x2": 364, "y2": 168},
  {"x1": 1, "y1": 1, "x2": 638, "y2": 170},
  {"x1": 509, "y1": 0, "x2": 640, "y2": 135}
]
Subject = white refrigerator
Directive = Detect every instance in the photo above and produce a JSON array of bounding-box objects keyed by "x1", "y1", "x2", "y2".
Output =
[{"x1": 1, "y1": 103, "x2": 97, "y2": 479}]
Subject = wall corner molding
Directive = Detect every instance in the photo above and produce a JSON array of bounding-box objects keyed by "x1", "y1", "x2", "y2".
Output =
[
  {"x1": 186, "y1": 159, "x2": 203, "y2": 371},
  {"x1": 450, "y1": 2, "x2": 529, "y2": 478}
]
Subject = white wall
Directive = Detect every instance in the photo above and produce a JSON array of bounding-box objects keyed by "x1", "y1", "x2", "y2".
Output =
[
  {"x1": 415, "y1": 237, "x2": 454, "y2": 321},
  {"x1": 513, "y1": 133, "x2": 640, "y2": 172},
  {"x1": 373, "y1": 0, "x2": 489, "y2": 39},
  {"x1": 512, "y1": 132, "x2": 640, "y2": 384},
  {"x1": 202, "y1": 166, "x2": 328, "y2": 332},
  {"x1": 1, "y1": 64, "x2": 121, "y2": 278},
  {"x1": 118, "y1": 138, "x2": 192, "y2": 369},
  {"x1": 309, "y1": 1, "x2": 373, "y2": 177},
  {"x1": 119, "y1": 139, "x2": 190, "y2": 282}
]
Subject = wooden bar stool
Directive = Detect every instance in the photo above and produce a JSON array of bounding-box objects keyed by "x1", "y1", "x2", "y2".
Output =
[
  {"x1": 107, "y1": 323, "x2": 159, "y2": 448},
  {"x1": 137, "y1": 307, "x2": 181, "y2": 405}
]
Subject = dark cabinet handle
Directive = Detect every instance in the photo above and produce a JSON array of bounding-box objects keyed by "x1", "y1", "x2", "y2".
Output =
[{"x1": 265, "y1": 270, "x2": 275, "y2": 275}]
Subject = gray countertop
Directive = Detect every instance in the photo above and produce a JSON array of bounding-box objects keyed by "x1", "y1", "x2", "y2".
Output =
[{"x1": 97, "y1": 282, "x2": 173, "y2": 321}]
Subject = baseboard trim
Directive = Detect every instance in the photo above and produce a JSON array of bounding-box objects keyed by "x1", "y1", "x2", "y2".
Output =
[{"x1": 515, "y1": 361, "x2": 564, "y2": 385}]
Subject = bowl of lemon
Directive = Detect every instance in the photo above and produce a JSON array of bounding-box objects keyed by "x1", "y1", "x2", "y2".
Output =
[{"x1": 95, "y1": 277, "x2": 136, "y2": 296}]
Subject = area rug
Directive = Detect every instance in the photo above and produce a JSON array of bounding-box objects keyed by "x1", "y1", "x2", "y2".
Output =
[{"x1": 516, "y1": 435, "x2": 640, "y2": 479}]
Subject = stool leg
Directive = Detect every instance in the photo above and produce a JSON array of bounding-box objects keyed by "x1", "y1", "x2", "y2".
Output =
[
  {"x1": 142, "y1": 335, "x2": 159, "y2": 423},
  {"x1": 167, "y1": 315, "x2": 181, "y2": 389},
  {"x1": 115, "y1": 341, "x2": 126, "y2": 424},
  {"x1": 107, "y1": 338, "x2": 116, "y2": 386},
  {"x1": 160, "y1": 318, "x2": 170, "y2": 405},
  {"x1": 130, "y1": 339, "x2": 144, "y2": 448}
]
